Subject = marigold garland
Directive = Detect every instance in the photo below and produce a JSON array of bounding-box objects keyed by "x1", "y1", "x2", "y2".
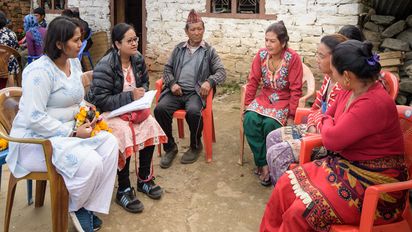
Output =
[
  {"x1": 0, "y1": 138, "x2": 8, "y2": 151},
  {"x1": 75, "y1": 106, "x2": 112, "y2": 137}
]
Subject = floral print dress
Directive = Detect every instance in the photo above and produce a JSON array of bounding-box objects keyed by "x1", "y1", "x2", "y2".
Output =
[
  {"x1": 244, "y1": 47, "x2": 303, "y2": 125},
  {"x1": 0, "y1": 27, "x2": 19, "y2": 75}
]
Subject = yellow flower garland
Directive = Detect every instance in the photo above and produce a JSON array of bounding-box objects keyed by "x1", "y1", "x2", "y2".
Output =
[
  {"x1": 0, "y1": 138, "x2": 8, "y2": 151},
  {"x1": 0, "y1": 106, "x2": 110, "y2": 151},
  {"x1": 75, "y1": 106, "x2": 112, "y2": 137}
]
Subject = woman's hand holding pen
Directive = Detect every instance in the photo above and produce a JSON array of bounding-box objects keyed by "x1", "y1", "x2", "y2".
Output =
[{"x1": 132, "y1": 87, "x2": 145, "y2": 100}]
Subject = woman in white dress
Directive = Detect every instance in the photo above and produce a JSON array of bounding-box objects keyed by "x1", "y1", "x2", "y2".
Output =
[{"x1": 6, "y1": 16, "x2": 118, "y2": 232}]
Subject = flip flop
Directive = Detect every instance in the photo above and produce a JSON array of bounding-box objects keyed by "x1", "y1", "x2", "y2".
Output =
[{"x1": 260, "y1": 175, "x2": 272, "y2": 187}]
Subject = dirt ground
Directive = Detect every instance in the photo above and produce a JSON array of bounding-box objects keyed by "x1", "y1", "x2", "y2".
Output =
[{"x1": 0, "y1": 89, "x2": 274, "y2": 232}]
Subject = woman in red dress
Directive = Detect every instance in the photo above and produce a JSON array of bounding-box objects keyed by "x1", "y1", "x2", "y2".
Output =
[
  {"x1": 243, "y1": 21, "x2": 303, "y2": 185},
  {"x1": 260, "y1": 40, "x2": 408, "y2": 231}
]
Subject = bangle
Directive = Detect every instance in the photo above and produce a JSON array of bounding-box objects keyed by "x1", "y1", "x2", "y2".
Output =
[{"x1": 71, "y1": 130, "x2": 77, "y2": 137}]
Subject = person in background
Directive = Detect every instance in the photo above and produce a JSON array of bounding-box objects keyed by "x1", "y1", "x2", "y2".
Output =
[
  {"x1": 71, "y1": 8, "x2": 93, "y2": 51},
  {"x1": 61, "y1": 8, "x2": 74, "y2": 18},
  {"x1": 338, "y1": 25, "x2": 365, "y2": 42},
  {"x1": 260, "y1": 40, "x2": 407, "y2": 231},
  {"x1": 23, "y1": 14, "x2": 47, "y2": 64},
  {"x1": 0, "y1": 10, "x2": 19, "y2": 88},
  {"x1": 243, "y1": 21, "x2": 303, "y2": 186},
  {"x1": 154, "y1": 9, "x2": 226, "y2": 168},
  {"x1": 62, "y1": 8, "x2": 92, "y2": 47},
  {"x1": 265, "y1": 34, "x2": 347, "y2": 186},
  {"x1": 6, "y1": 16, "x2": 118, "y2": 232},
  {"x1": 33, "y1": 7, "x2": 47, "y2": 28},
  {"x1": 87, "y1": 23, "x2": 166, "y2": 214}
]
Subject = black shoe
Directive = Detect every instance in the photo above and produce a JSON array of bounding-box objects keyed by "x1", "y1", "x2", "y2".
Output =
[
  {"x1": 180, "y1": 143, "x2": 203, "y2": 164},
  {"x1": 160, "y1": 144, "x2": 178, "y2": 169},
  {"x1": 115, "y1": 187, "x2": 144, "y2": 213},
  {"x1": 92, "y1": 213, "x2": 102, "y2": 231},
  {"x1": 70, "y1": 207, "x2": 93, "y2": 232},
  {"x1": 137, "y1": 177, "x2": 163, "y2": 199}
]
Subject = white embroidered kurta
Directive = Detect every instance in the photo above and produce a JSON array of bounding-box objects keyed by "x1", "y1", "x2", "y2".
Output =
[{"x1": 6, "y1": 56, "x2": 118, "y2": 213}]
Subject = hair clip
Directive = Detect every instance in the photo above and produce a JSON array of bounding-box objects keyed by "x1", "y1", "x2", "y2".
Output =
[{"x1": 366, "y1": 53, "x2": 380, "y2": 66}]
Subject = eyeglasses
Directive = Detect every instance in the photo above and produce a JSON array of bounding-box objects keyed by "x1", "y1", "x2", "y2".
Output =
[{"x1": 125, "y1": 37, "x2": 139, "y2": 45}]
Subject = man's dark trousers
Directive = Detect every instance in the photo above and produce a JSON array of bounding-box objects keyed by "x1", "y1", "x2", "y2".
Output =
[{"x1": 154, "y1": 91, "x2": 203, "y2": 152}]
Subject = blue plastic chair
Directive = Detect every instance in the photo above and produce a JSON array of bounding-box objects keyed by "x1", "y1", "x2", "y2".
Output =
[
  {"x1": 0, "y1": 148, "x2": 33, "y2": 205},
  {"x1": 77, "y1": 40, "x2": 88, "y2": 61},
  {"x1": 78, "y1": 31, "x2": 94, "y2": 69}
]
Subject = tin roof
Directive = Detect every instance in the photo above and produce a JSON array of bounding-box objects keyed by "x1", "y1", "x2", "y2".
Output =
[{"x1": 372, "y1": 0, "x2": 412, "y2": 19}]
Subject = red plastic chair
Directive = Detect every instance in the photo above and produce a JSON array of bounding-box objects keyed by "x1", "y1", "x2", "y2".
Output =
[
  {"x1": 155, "y1": 79, "x2": 215, "y2": 163},
  {"x1": 238, "y1": 63, "x2": 315, "y2": 165},
  {"x1": 380, "y1": 70, "x2": 399, "y2": 100},
  {"x1": 298, "y1": 105, "x2": 412, "y2": 232}
]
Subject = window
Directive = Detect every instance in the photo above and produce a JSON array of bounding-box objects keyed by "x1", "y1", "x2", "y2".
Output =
[
  {"x1": 204, "y1": 0, "x2": 275, "y2": 19},
  {"x1": 212, "y1": 0, "x2": 231, "y2": 13},
  {"x1": 238, "y1": 0, "x2": 259, "y2": 14},
  {"x1": 40, "y1": 0, "x2": 67, "y2": 11}
]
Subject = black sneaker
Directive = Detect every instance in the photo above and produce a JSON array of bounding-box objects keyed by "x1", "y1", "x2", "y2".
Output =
[
  {"x1": 160, "y1": 144, "x2": 178, "y2": 169},
  {"x1": 115, "y1": 187, "x2": 144, "y2": 213},
  {"x1": 137, "y1": 177, "x2": 163, "y2": 199},
  {"x1": 92, "y1": 213, "x2": 102, "y2": 231},
  {"x1": 180, "y1": 143, "x2": 203, "y2": 164},
  {"x1": 70, "y1": 207, "x2": 93, "y2": 232}
]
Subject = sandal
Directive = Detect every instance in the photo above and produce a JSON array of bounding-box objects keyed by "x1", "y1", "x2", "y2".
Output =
[
  {"x1": 115, "y1": 187, "x2": 144, "y2": 213},
  {"x1": 137, "y1": 177, "x2": 163, "y2": 200},
  {"x1": 260, "y1": 176, "x2": 272, "y2": 187},
  {"x1": 259, "y1": 167, "x2": 272, "y2": 187}
]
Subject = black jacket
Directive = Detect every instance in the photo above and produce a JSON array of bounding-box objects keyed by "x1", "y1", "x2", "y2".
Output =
[{"x1": 86, "y1": 49, "x2": 149, "y2": 112}]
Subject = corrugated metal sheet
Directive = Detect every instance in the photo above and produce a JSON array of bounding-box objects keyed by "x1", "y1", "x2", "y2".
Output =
[{"x1": 372, "y1": 0, "x2": 412, "y2": 19}]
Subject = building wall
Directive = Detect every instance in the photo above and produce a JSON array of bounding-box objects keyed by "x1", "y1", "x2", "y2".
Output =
[
  {"x1": 145, "y1": 0, "x2": 361, "y2": 83},
  {"x1": 33, "y1": 0, "x2": 111, "y2": 32},
  {"x1": 30, "y1": 0, "x2": 362, "y2": 83},
  {"x1": 0, "y1": 0, "x2": 31, "y2": 32}
]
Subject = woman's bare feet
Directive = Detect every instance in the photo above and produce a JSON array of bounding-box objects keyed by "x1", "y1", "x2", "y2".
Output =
[{"x1": 254, "y1": 166, "x2": 262, "y2": 176}]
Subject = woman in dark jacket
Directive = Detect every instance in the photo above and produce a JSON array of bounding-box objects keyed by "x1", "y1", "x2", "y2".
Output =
[{"x1": 87, "y1": 23, "x2": 167, "y2": 214}]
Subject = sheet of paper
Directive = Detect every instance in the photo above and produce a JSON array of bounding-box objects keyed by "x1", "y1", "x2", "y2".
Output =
[{"x1": 107, "y1": 90, "x2": 157, "y2": 118}]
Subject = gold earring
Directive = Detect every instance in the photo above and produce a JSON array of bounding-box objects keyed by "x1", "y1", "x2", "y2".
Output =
[{"x1": 344, "y1": 78, "x2": 350, "y2": 87}]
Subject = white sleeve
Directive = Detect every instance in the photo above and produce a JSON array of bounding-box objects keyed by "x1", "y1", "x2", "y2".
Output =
[{"x1": 21, "y1": 67, "x2": 73, "y2": 138}]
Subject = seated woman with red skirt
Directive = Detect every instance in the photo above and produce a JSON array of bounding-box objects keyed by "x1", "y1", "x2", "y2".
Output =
[{"x1": 260, "y1": 40, "x2": 408, "y2": 231}]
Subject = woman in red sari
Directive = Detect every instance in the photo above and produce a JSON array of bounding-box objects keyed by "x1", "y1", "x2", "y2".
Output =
[{"x1": 260, "y1": 40, "x2": 408, "y2": 231}]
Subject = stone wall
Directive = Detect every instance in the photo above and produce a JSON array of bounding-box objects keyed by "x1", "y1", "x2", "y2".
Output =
[
  {"x1": 145, "y1": 0, "x2": 361, "y2": 84},
  {"x1": 361, "y1": 8, "x2": 412, "y2": 106},
  {"x1": 0, "y1": 0, "x2": 31, "y2": 32},
  {"x1": 33, "y1": 0, "x2": 111, "y2": 32}
]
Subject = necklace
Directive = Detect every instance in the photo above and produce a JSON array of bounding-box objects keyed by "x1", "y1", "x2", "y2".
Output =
[
  {"x1": 269, "y1": 58, "x2": 282, "y2": 72},
  {"x1": 122, "y1": 63, "x2": 131, "y2": 72}
]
